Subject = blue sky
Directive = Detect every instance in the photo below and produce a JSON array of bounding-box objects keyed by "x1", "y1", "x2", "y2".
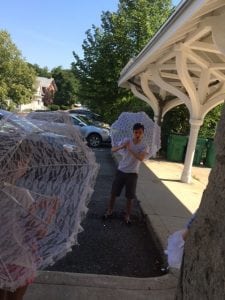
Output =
[{"x1": 0, "y1": 0, "x2": 180, "y2": 70}]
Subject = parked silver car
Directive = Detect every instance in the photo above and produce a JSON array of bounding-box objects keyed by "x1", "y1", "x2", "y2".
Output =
[
  {"x1": 69, "y1": 109, "x2": 110, "y2": 129},
  {"x1": 27, "y1": 112, "x2": 111, "y2": 147},
  {"x1": 69, "y1": 108, "x2": 102, "y2": 122},
  {"x1": 70, "y1": 114, "x2": 111, "y2": 147}
]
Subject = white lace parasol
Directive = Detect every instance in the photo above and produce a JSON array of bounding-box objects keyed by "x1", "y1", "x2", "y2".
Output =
[
  {"x1": 110, "y1": 111, "x2": 161, "y2": 157},
  {"x1": 0, "y1": 110, "x2": 99, "y2": 291}
]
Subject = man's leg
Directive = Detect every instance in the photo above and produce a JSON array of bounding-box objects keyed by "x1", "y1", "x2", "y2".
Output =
[
  {"x1": 104, "y1": 170, "x2": 125, "y2": 217},
  {"x1": 125, "y1": 198, "x2": 133, "y2": 223},
  {"x1": 105, "y1": 194, "x2": 116, "y2": 216},
  {"x1": 125, "y1": 173, "x2": 138, "y2": 223}
]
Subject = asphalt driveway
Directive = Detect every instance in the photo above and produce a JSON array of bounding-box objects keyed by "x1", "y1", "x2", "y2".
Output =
[{"x1": 48, "y1": 148, "x2": 164, "y2": 277}]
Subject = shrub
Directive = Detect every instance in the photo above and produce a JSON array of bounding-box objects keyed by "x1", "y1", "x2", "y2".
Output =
[
  {"x1": 48, "y1": 104, "x2": 60, "y2": 111},
  {"x1": 60, "y1": 105, "x2": 70, "y2": 110}
]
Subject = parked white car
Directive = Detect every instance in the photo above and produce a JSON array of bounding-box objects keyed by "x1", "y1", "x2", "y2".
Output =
[{"x1": 70, "y1": 114, "x2": 111, "y2": 147}]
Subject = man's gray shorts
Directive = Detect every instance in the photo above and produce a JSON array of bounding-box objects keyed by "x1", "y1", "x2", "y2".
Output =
[{"x1": 111, "y1": 169, "x2": 138, "y2": 199}]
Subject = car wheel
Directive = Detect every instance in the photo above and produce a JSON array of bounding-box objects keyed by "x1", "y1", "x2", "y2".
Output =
[{"x1": 87, "y1": 133, "x2": 102, "y2": 147}]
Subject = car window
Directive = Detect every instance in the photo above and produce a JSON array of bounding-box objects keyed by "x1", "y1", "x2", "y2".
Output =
[
  {"x1": 0, "y1": 121, "x2": 17, "y2": 133},
  {"x1": 70, "y1": 109, "x2": 103, "y2": 121},
  {"x1": 85, "y1": 112, "x2": 102, "y2": 122},
  {"x1": 89, "y1": 113, "x2": 102, "y2": 121},
  {"x1": 71, "y1": 117, "x2": 81, "y2": 126},
  {"x1": 71, "y1": 109, "x2": 88, "y2": 115},
  {"x1": 76, "y1": 115, "x2": 94, "y2": 126}
]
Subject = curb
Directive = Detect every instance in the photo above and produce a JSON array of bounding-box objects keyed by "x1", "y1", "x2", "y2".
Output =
[
  {"x1": 33, "y1": 270, "x2": 177, "y2": 292},
  {"x1": 27, "y1": 271, "x2": 177, "y2": 300}
]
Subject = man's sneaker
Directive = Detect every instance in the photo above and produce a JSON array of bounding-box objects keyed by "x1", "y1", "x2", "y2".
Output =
[
  {"x1": 102, "y1": 211, "x2": 113, "y2": 220},
  {"x1": 124, "y1": 215, "x2": 131, "y2": 225}
]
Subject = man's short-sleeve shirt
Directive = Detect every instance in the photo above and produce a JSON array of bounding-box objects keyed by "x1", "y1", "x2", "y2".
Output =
[{"x1": 118, "y1": 138, "x2": 149, "y2": 174}]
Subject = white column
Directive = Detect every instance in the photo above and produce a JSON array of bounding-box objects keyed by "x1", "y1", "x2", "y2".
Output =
[
  {"x1": 150, "y1": 115, "x2": 161, "y2": 158},
  {"x1": 154, "y1": 115, "x2": 160, "y2": 124},
  {"x1": 181, "y1": 119, "x2": 203, "y2": 183}
]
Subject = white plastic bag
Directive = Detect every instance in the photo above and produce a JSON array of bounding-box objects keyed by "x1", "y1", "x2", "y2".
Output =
[{"x1": 165, "y1": 230, "x2": 185, "y2": 269}]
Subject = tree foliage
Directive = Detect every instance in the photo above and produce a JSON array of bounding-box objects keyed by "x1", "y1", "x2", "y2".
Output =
[
  {"x1": 161, "y1": 104, "x2": 190, "y2": 151},
  {"x1": 72, "y1": 0, "x2": 172, "y2": 123},
  {"x1": 28, "y1": 63, "x2": 52, "y2": 78},
  {"x1": 0, "y1": 30, "x2": 36, "y2": 107},
  {"x1": 51, "y1": 67, "x2": 79, "y2": 108},
  {"x1": 160, "y1": 104, "x2": 223, "y2": 151},
  {"x1": 199, "y1": 104, "x2": 223, "y2": 138}
]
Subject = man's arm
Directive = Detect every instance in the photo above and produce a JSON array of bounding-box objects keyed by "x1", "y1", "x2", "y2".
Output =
[
  {"x1": 127, "y1": 148, "x2": 147, "y2": 161},
  {"x1": 111, "y1": 141, "x2": 128, "y2": 153},
  {"x1": 126, "y1": 142, "x2": 149, "y2": 161}
]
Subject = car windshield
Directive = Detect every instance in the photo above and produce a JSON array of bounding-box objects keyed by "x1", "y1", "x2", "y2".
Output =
[
  {"x1": 70, "y1": 109, "x2": 103, "y2": 122},
  {"x1": 91, "y1": 114, "x2": 102, "y2": 122},
  {"x1": 76, "y1": 115, "x2": 95, "y2": 126}
]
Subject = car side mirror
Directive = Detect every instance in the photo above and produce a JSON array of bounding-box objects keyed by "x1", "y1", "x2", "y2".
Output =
[{"x1": 79, "y1": 122, "x2": 84, "y2": 127}]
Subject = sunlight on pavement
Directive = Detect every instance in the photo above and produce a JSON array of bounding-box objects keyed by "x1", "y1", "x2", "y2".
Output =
[{"x1": 144, "y1": 160, "x2": 211, "y2": 214}]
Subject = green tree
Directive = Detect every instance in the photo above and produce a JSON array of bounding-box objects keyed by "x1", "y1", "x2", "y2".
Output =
[
  {"x1": 160, "y1": 103, "x2": 223, "y2": 152},
  {"x1": 51, "y1": 67, "x2": 79, "y2": 108},
  {"x1": 72, "y1": 0, "x2": 171, "y2": 123},
  {"x1": 0, "y1": 30, "x2": 36, "y2": 108},
  {"x1": 161, "y1": 104, "x2": 190, "y2": 151},
  {"x1": 28, "y1": 63, "x2": 52, "y2": 78},
  {"x1": 199, "y1": 104, "x2": 223, "y2": 138}
]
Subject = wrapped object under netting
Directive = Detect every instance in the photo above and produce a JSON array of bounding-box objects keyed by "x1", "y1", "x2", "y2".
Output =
[
  {"x1": 26, "y1": 111, "x2": 86, "y2": 142},
  {"x1": 0, "y1": 110, "x2": 99, "y2": 291},
  {"x1": 110, "y1": 112, "x2": 161, "y2": 157}
]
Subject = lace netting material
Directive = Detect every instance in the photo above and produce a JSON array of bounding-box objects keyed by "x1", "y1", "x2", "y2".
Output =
[
  {"x1": 0, "y1": 111, "x2": 99, "y2": 291},
  {"x1": 110, "y1": 112, "x2": 161, "y2": 157}
]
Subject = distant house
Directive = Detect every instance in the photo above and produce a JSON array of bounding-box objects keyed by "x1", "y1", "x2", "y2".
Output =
[{"x1": 18, "y1": 77, "x2": 57, "y2": 112}]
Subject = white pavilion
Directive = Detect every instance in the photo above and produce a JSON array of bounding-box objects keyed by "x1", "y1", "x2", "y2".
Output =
[{"x1": 118, "y1": 0, "x2": 225, "y2": 183}]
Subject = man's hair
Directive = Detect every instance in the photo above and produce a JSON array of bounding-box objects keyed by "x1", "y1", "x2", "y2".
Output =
[{"x1": 133, "y1": 123, "x2": 144, "y2": 131}]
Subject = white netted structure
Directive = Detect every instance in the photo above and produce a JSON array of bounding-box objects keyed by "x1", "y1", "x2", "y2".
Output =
[
  {"x1": 26, "y1": 111, "x2": 86, "y2": 142},
  {"x1": 0, "y1": 110, "x2": 99, "y2": 291},
  {"x1": 110, "y1": 111, "x2": 161, "y2": 157}
]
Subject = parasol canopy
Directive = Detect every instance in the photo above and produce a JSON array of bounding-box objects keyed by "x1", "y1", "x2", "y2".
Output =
[
  {"x1": 110, "y1": 111, "x2": 161, "y2": 157},
  {"x1": 0, "y1": 110, "x2": 99, "y2": 291}
]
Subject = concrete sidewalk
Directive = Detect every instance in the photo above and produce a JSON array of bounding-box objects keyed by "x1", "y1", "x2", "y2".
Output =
[
  {"x1": 25, "y1": 156, "x2": 210, "y2": 300},
  {"x1": 138, "y1": 159, "x2": 210, "y2": 249}
]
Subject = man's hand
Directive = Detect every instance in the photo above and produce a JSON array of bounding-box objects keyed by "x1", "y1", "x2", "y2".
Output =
[
  {"x1": 127, "y1": 148, "x2": 147, "y2": 161},
  {"x1": 124, "y1": 141, "x2": 131, "y2": 150},
  {"x1": 111, "y1": 141, "x2": 129, "y2": 152}
]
